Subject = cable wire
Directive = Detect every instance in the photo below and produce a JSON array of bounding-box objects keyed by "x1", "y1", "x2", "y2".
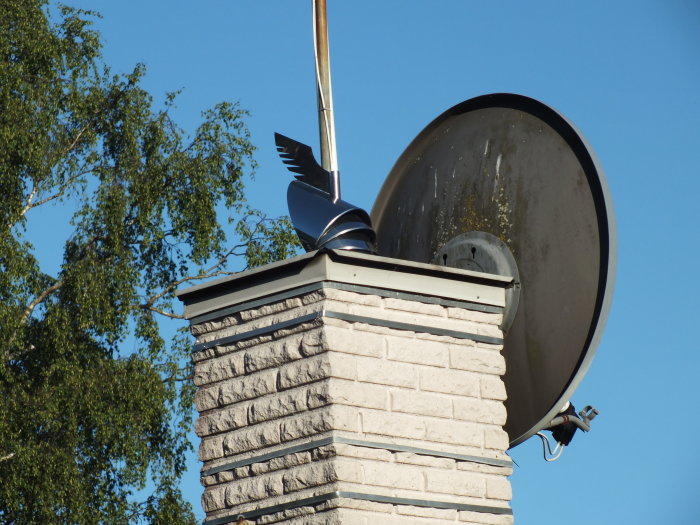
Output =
[
  {"x1": 311, "y1": 0, "x2": 338, "y2": 172},
  {"x1": 536, "y1": 432, "x2": 565, "y2": 462}
]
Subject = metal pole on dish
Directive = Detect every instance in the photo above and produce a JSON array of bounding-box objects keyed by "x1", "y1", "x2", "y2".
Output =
[{"x1": 312, "y1": 0, "x2": 340, "y2": 202}]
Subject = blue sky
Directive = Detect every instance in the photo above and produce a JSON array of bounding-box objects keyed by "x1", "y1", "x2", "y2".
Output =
[{"x1": 40, "y1": 1, "x2": 700, "y2": 523}]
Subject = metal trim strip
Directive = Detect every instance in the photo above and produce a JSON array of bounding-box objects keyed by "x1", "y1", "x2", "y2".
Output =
[
  {"x1": 334, "y1": 436, "x2": 512, "y2": 468},
  {"x1": 201, "y1": 436, "x2": 511, "y2": 477},
  {"x1": 324, "y1": 311, "x2": 504, "y2": 345},
  {"x1": 193, "y1": 310, "x2": 503, "y2": 353},
  {"x1": 203, "y1": 491, "x2": 512, "y2": 524},
  {"x1": 192, "y1": 312, "x2": 321, "y2": 353},
  {"x1": 201, "y1": 436, "x2": 333, "y2": 477}
]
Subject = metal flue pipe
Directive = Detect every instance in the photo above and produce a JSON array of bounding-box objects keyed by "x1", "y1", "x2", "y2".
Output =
[{"x1": 312, "y1": 0, "x2": 340, "y2": 200}]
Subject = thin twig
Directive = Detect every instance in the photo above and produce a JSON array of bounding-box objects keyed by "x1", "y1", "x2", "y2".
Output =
[{"x1": 138, "y1": 305, "x2": 184, "y2": 320}]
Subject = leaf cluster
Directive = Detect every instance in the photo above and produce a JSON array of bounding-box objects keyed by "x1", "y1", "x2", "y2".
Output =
[{"x1": 0, "y1": 1, "x2": 300, "y2": 522}]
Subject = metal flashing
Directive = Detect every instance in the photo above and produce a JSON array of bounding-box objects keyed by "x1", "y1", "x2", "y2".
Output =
[
  {"x1": 203, "y1": 491, "x2": 512, "y2": 524},
  {"x1": 201, "y1": 435, "x2": 512, "y2": 477},
  {"x1": 192, "y1": 309, "x2": 503, "y2": 353},
  {"x1": 177, "y1": 250, "x2": 510, "y2": 320},
  {"x1": 189, "y1": 280, "x2": 503, "y2": 325}
]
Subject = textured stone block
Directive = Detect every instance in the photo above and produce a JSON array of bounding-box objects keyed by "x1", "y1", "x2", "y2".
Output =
[
  {"x1": 329, "y1": 379, "x2": 388, "y2": 410},
  {"x1": 449, "y1": 344, "x2": 506, "y2": 375},
  {"x1": 356, "y1": 358, "x2": 418, "y2": 389},
  {"x1": 391, "y1": 389, "x2": 452, "y2": 418},
  {"x1": 386, "y1": 335, "x2": 449, "y2": 367},
  {"x1": 480, "y1": 375, "x2": 508, "y2": 401},
  {"x1": 453, "y1": 397, "x2": 507, "y2": 425},
  {"x1": 486, "y1": 476, "x2": 513, "y2": 500},
  {"x1": 425, "y1": 469, "x2": 485, "y2": 497},
  {"x1": 484, "y1": 427, "x2": 510, "y2": 451},
  {"x1": 218, "y1": 368, "x2": 277, "y2": 406},
  {"x1": 425, "y1": 418, "x2": 483, "y2": 447},
  {"x1": 446, "y1": 306, "x2": 502, "y2": 325},
  {"x1": 361, "y1": 410, "x2": 426, "y2": 440},
  {"x1": 419, "y1": 367, "x2": 480, "y2": 397},
  {"x1": 384, "y1": 297, "x2": 447, "y2": 317},
  {"x1": 322, "y1": 324, "x2": 384, "y2": 358}
]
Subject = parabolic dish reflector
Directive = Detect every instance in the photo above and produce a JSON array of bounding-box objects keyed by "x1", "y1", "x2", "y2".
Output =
[{"x1": 371, "y1": 93, "x2": 616, "y2": 447}]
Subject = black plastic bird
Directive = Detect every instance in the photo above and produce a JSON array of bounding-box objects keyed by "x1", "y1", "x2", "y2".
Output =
[{"x1": 274, "y1": 132, "x2": 375, "y2": 253}]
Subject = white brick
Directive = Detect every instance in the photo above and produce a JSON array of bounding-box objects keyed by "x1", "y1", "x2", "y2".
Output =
[
  {"x1": 218, "y1": 368, "x2": 277, "y2": 405},
  {"x1": 335, "y1": 458, "x2": 365, "y2": 484},
  {"x1": 481, "y1": 375, "x2": 507, "y2": 400},
  {"x1": 248, "y1": 384, "x2": 325, "y2": 424},
  {"x1": 334, "y1": 443, "x2": 392, "y2": 462},
  {"x1": 280, "y1": 407, "x2": 335, "y2": 440},
  {"x1": 331, "y1": 403, "x2": 361, "y2": 432},
  {"x1": 484, "y1": 427, "x2": 510, "y2": 451},
  {"x1": 238, "y1": 297, "x2": 303, "y2": 321},
  {"x1": 450, "y1": 344, "x2": 506, "y2": 375},
  {"x1": 327, "y1": 351, "x2": 357, "y2": 380},
  {"x1": 425, "y1": 419, "x2": 482, "y2": 447},
  {"x1": 384, "y1": 297, "x2": 446, "y2": 317},
  {"x1": 357, "y1": 358, "x2": 418, "y2": 388},
  {"x1": 362, "y1": 460, "x2": 424, "y2": 491},
  {"x1": 446, "y1": 306, "x2": 502, "y2": 325},
  {"x1": 457, "y1": 461, "x2": 513, "y2": 477},
  {"x1": 192, "y1": 347, "x2": 215, "y2": 363},
  {"x1": 257, "y1": 506, "x2": 318, "y2": 525},
  {"x1": 391, "y1": 389, "x2": 452, "y2": 418},
  {"x1": 196, "y1": 406, "x2": 247, "y2": 436},
  {"x1": 299, "y1": 328, "x2": 326, "y2": 357},
  {"x1": 198, "y1": 435, "x2": 224, "y2": 461},
  {"x1": 362, "y1": 410, "x2": 425, "y2": 440},
  {"x1": 394, "y1": 452, "x2": 455, "y2": 469},
  {"x1": 453, "y1": 398, "x2": 507, "y2": 425},
  {"x1": 323, "y1": 325, "x2": 384, "y2": 357},
  {"x1": 386, "y1": 336, "x2": 449, "y2": 367},
  {"x1": 486, "y1": 476, "x2": 513, "y2": 500},
  {"x1": 194, "y1": 352, "x2": 245, "y2": 386},
  {"x1": 323, "y1": 287, "x2": 383, "y2": 307},
  {"x1": 329, "y1": 379, "x2": 388, "y2": 410},
  {"x1": 195, "y1": 385, "x2": 219, "y2": 411},
  {"x1": 201, "y1": 486, "x2": 226, "y2": 512},
  {"x1": 420, "y1": 368, "x2": 480, "y2": 397},
  {"x1": 258, "y1": 451, "x2": 312, "y2": 475},
  {"x1": 243, "y1": 337, "x2": 302, "y2": 374},
  {"x1": 281, "y1": 461, "x2": 337, "y2": 492},
  {"x1": 225, "y1": 472, "x2": 284, "y2": 506},
  {"x1": 425, "y1": 469, "x2": 485, "y2": 497},
  {"x1": 277, "y1": 354, "x2": 329, "y2": 390},
  {"x1": 222, "y1": 420, "x2": 281, "y2": 455}
]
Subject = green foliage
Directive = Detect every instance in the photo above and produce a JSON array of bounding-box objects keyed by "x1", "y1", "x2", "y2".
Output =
[{"x1": 0, "y1": 1, "x2": 300, "y2": 522}]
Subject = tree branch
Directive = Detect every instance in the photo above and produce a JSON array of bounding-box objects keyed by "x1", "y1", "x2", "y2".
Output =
[
  {"x1": 0, "y1": 452, "x2": 15, "y2": 463},
  {"x1": 139, "y1": 241, "x2": 249, "y2": 309},
  {"x1": 19, "y1": 280, "x2": 64, "y2": 326},
  {"x1": 137, "y1": 305, "x2": 184, "y2": 320},
  {"x1": 28, "y1": 168, "x2": 90, "y2": 210}
]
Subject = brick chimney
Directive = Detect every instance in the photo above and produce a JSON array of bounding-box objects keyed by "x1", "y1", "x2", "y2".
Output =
[{"x1": 177, "y1": 250, "x2": 513, "y2": 525}]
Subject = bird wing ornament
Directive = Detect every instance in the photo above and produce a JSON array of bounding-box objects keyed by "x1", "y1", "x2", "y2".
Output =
[
  {"x1": 275, "y1": 133, "x2": 331, "y2": 195},
  {"x1": 274, "y1": 133, "x2": 375, "y2": 253}
]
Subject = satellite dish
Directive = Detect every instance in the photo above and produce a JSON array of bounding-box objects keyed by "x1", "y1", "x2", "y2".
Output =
[{"x1": 371, "y1": 93, "x2": 616, "y2": 447}]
